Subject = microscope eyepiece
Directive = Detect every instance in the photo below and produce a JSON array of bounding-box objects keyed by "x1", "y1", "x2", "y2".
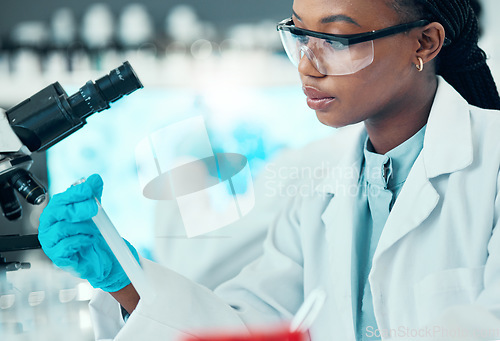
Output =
[
  {"x1": 96, "y1": 61, "x2": 143, "y2": 103},
  {"x1": 68, "y1": 61, "x2": 143, "y2": 121},
  {"x1": 5, "y1": 61, "x2": 143, "y2": 152}
]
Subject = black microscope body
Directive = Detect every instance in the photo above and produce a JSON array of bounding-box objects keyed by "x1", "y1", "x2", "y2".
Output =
[{"x1": 0, "y1": 61, "x2": 143, "y2": 275}]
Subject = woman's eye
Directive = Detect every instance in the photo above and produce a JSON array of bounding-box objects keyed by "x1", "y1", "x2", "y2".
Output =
[{"x1": 325, "y1": 40, "x2": 348, "y2": 51}]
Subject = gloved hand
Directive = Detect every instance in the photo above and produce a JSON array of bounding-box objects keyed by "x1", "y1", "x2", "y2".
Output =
[{"x1": 38, "y1": 174, "x2": 139, "y2": 292}]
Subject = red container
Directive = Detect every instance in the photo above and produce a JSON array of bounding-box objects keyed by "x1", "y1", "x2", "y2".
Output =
[{"x1": 181, "y1": 327, "x2": 308, "y2": 341}]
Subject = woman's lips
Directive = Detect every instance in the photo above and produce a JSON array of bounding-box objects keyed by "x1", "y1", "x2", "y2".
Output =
[{"x1": 302, "y1": 86, "x2": 336, "y2": 111}]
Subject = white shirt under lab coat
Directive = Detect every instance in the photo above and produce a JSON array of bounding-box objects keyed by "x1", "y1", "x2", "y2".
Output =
[{"x1": 89, "y1": 77, "x2": 500, "y2": 340}]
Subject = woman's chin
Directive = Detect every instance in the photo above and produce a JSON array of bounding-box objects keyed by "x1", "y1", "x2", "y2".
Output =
[{"x1": 315, "y1": 110, "x2": 356, "y2": 129}]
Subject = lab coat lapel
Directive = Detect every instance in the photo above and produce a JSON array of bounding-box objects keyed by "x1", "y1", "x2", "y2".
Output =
[
  {"x1": 372, "y1": 155, "x2": 439, "y2": 260},
  {"x1": 317, "y1": 124, "x2": 366, "y2": 341},
  {"x1": 373, "y1": 77, "x2": 473, "y2": 262},
  {"x1": 315, "y1": 78, "x2": 473, "y2": 334}
]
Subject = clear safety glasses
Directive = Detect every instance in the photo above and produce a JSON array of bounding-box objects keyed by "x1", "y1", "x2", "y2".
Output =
[{"x1": 276, "y1": 18, "x2": 429, "y2": 76}]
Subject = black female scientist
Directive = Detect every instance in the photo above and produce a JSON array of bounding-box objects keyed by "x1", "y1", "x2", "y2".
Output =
[{"x1": 38, "y1": 0, "x2": 500, "y2": 339}]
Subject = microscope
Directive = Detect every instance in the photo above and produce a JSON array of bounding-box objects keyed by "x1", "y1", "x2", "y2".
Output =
[{"x1": 0, "y1": 61, "x2": 143, "y2": 282}]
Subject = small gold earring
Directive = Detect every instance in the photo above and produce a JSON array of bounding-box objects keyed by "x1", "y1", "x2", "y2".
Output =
[{"x1": 415, "y1": 57, "x2": 424, "y2": 72}]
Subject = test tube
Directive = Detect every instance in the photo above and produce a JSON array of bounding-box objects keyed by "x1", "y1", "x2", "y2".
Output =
[
  {"x1": 72, "y1": 178, "x2": 152, "y2": 302},
  {"x1": 91, "y1": 198, "x2": 153, "y2": 303},
  {"x1": 289, "y1": 289, "x2": 326, "y2": 333}
]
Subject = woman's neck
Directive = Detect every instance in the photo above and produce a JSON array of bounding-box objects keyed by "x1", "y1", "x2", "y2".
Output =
[{"x1": 364, "y1": 76, "x2": 438, "y2": 155}]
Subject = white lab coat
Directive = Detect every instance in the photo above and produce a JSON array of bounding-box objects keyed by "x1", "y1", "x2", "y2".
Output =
[
  {"x1": 90, "y1": 77, "x2": 500, "y2": 340},
  {"x1": 152, "y1": 132, "x2": 341, "y2": 290}
]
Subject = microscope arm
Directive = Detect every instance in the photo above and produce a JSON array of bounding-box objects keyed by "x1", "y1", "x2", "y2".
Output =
[{"x1": 0, "y1": 109, "x2": 24, "y2": 154}]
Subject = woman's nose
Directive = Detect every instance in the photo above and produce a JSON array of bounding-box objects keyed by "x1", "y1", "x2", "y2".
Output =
[{"x1": 297, "y1": 47, "x2": 325, "y2": 78}]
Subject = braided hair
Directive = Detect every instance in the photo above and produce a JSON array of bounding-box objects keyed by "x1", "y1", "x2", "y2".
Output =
[{"x1": 392, "y1": 0, "x2": 500, "y2": 110}]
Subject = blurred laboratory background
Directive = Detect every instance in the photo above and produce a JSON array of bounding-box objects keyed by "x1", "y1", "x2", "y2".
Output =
[{"x1": 0, "y1": 0, "x2": 498, "y2": 339}]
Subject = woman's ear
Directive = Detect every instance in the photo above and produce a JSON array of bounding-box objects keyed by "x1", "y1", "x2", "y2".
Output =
[{"x1": 414, "y1": 22, "x2": 446, "y2": 67}]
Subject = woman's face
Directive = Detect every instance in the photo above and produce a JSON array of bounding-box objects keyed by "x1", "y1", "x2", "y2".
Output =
[{"x1": 293, "y1": 0, "x2": 421, "y2": 128}]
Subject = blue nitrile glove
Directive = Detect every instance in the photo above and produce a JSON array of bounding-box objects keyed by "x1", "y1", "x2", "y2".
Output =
[{"x1": 38, "y1": 174, "x2": 139, "y2": 292}]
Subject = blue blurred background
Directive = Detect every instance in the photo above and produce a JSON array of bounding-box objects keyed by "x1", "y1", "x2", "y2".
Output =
[
  {"x1": 45, "y1": 84, "x2": 332, "y2": 254},
  {"x1": 0, "y1": 1, "x2": 336, "y2": 254}
]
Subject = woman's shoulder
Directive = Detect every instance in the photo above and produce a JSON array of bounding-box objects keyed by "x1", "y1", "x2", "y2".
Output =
[
  {"x1": 468, "y1": 104, "x2": 500, "y2": 134},
  {"x1": 470, "y1": 104, "x2": 500, "y2": 116},
  {"x1": 468, "y1": 105, "x2": 500, "y2": 165}
]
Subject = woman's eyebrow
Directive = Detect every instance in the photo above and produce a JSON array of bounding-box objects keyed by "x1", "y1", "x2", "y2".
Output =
[
  {"x1": 321, "y1": 14, "x2": 361, "y2": 26},
  {"x1": 292, "y1": 9, "x2": 303, "y2": 21},
  {"x1": 292, "y1": 9, "x2": 361, "y2": 27}
]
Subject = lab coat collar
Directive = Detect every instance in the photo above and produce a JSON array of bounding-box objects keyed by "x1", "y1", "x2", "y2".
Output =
[
  {"x1": 315, "y1": 123, "x2": 366, "y2": 195},
  {"x1": 422, "y1": 76, "x2": 473, "y2": 178},
  {"x1": 370, "y1": 77, "x2": 474, "y2": 296},
  {"x1": 315, "y1": 76, "x2": 473, "y2": 195},
  {"x1": 317, "y1": 125, "x2": 366, "y2": 341},
  {"x1": 314, "y1": 77, "x2": 473, "y2": 337}
]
